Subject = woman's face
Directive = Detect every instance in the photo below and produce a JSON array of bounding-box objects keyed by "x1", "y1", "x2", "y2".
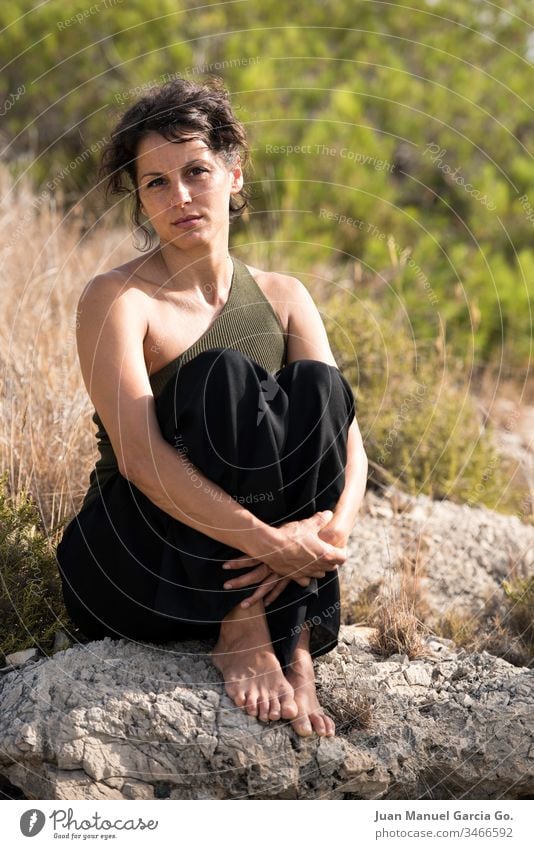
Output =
[{"x1": 135, "y1": 131, "x2": 243, "y2": 247}]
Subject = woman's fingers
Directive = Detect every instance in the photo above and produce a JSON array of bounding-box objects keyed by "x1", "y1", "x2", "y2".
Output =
[
  {"x1": 222, "y1": 562, "x2": 270, "y2": 589},
  {"x1": 222, "y1": 554, "x2": 263, "y2": 570},
  {"x1": 240, "y1": 573, "x2": 282, "y2": 608},
  {"x1": 293, "y1": 567, "x2": 333, "y2": 581},
  {"x1": 294, "y1": 576, "x2": 312, "y2": 587},
  {"x1": 264, "y1": 577, "x2": 291, "y2": 606}
]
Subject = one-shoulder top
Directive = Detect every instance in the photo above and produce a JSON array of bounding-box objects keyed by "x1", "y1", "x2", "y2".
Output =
[{"x1": 80, "y1": 255, "x2": 288, "y2": 511}]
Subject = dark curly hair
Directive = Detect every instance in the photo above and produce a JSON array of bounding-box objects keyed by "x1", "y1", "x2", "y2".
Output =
[{"x1": 98, "y1": 76, "x2": 252, "y2": 250}]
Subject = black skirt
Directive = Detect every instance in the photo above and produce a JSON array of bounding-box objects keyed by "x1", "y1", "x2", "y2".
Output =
[{"x1": 56, "y1": 348, "x2": 356, "y2": 671}]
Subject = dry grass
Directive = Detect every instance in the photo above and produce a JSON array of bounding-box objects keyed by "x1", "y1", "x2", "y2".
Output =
[
  {"x1": 343, "y1": 580, "x2": 384, "y2": 627},
  {"x1": 344, "y1": 533, "x2": 432, "y2": 660},
  {"x1": 370, "y1": 603, "x2": 429, "y2": 661},
  {"x1": 430, "y1": 552, "x2": 534, "y2": 666},
  {"x1": 432, "y1": 609, "x2": 480, "y2": 651},
  {"x1": 0, "y1": 164, "x2": 133, "y2": 535},
  {"x1": 318, "y1": 684, "x2": 374, "y2": 733},
  {"x1": 351, "y1": 531, "x2": 534, "y2": 667}
]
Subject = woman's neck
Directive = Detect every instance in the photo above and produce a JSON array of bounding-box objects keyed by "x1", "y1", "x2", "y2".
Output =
[{"x1": 147, "y1": 244, "x2": 233, "y2": 304}]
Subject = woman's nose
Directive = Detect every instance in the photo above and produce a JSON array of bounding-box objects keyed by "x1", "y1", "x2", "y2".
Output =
[{"x1": 168, "y1": 179, "x2": 191, "y2": 206}]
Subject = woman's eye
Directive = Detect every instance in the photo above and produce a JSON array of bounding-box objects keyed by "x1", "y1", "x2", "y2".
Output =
[
  {"x1": 147, "y1": 177, "x2": 164, "y2": 188},
  {"x1": 189, "y1": 167, "x2": 208, "y2": 176}
]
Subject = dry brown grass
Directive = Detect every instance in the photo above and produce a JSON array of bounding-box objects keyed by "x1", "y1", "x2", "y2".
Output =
[
  {"x1": 349, "y1": 530, "x2": 534, "y2": 667},
  {"x1": 432, "y1": 609, "x2": 480, "y2": 651},
  {"x1": 318, "y1": 684, "x2": 374, "y2": 733},
  {"x1": 0, "y1": 165, "x2": 134, "y2": 536},
  {"x1": 343, "y1": 580, "x2": 384, "y2": 627},
  {"x1": 371, "y1": 534, "x2": 429, "y2": 660},
  {"x1": 343, "y1": 533, "x2": 432, "y2": 660},
  {"x1": 370, "y1": 601, "x2": 429, "y2": 661}
]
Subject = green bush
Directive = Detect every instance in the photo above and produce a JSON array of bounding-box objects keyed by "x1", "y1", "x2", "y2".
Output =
[
  {"x1": 0, "y1": 473, "x2": 71, "y2": 658},
  {"x1": 324, "y1": 290, "x2": 528, "y2": 514}
]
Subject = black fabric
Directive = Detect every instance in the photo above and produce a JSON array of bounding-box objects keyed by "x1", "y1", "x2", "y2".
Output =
[{"x1": 56, "y1": 348, "x2": 356, "y2": 671}]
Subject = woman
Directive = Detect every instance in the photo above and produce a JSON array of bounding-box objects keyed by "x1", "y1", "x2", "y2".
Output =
[{"x1": 56, "y1": 77, "x2": 368, "y2": 739}]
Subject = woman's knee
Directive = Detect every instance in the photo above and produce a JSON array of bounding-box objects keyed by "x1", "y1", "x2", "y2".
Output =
[
  {"x1": 278, "y1": 358, "x2": 339, "y2": 382},
  {"x1": 157, "y1": 348, "x2": 255, "y2": 407},
  {"x1": 281, "y1": 358, "x2": 353, "y2": 396},
  {"x1": 155, "y1": 346, "x2": 267, "y2": 447}
]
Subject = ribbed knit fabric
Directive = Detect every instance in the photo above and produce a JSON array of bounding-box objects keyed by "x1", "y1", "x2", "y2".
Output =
[{"x1": 80, "y1": 255, "x2": 287, "y2": 511}]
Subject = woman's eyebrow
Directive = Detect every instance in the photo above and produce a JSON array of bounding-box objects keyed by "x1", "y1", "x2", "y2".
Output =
[{"x1": 140, "y1": 159, "x2": 208, "y2": 179}]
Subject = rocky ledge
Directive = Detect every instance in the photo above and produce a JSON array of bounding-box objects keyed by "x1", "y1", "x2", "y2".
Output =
[
  {"x1": 341, "y1": 487, "x2": 534, "y2": 628},
  {"x1": 0, "y1": 625, "x2": 532, "y2": 800}
]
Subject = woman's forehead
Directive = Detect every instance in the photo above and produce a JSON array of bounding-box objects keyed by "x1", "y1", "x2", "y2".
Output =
[{"x1": 136, "y1": 133, "x2": 213, "y2": 167}]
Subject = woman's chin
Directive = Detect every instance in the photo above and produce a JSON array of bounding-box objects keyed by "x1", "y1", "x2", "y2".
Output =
[{"x1": 161, "y1": 229, "x2": 209, "y2": 246}]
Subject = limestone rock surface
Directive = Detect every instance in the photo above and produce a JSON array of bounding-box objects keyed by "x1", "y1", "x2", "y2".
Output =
[
  {"x1": 0, "y1": 626, "x2": 532, "y2": 800},
  {"x1": 341, "y1": 487, "x2": 534, "y2": 625}
]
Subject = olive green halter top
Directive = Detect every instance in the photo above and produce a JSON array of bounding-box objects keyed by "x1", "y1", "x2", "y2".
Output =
[{"x1": 80, "y1": 255, "x2": 287, "y2": 511}]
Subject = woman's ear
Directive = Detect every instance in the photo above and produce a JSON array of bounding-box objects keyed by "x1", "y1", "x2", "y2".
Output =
[{"x1": 230, "y1": 154, "x2": 244, "y2": 194}]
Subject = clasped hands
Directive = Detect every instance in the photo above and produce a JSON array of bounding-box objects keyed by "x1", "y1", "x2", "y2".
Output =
[{"x1": 221, "y1": 509, "x2": 350, "y2": 609}]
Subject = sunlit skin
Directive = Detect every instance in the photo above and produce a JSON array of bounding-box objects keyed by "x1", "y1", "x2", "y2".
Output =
[
  {"x1": 132, "y1": 131, "x2": 337, "y2": 737},
  {"x1": 134, "y1": 132, "x2": 242, "y2": 295}
]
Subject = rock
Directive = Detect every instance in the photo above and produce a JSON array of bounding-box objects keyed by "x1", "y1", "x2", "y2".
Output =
[
  {"x1": 0, "y1": 628, "x2": 532, "y2": 800},
  {"x1": 386, "y1": 653, "x2": 409, "y2": 665},
  {"x1": 3, "y1": 649, "x2": 39, "y2": 669},
  {"x1": 52, "y1": 630, "x2": 71, "y2": 654},
  {"x1": 403, "y1": 664, "x2": 432, "y2": 686},
  {"x1": 341, "y1": 487, "x2": 534, "y2": 625}
]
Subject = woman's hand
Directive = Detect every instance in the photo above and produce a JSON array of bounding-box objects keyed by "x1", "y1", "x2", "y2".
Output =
[
  {"x1": 223, "y1": 509, "x2": 345, "y2": 580},
  {"x1": 222, "y1": 509, "x2": 349, "y2": 606},
  {"x1": 315, "y1": 512, "x2": 352, "y2": 549},
  {"x1": 222, "y1": 561, "x2": 292, "y2": 608}
]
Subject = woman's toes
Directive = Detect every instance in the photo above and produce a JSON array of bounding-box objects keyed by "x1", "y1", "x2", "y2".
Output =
[
  {"x1": 257, "y1": 691, "x2": 271, "y2": 722},
  {"x1": 230, "y1": 688, "x2": 248, "y2": 710},
  {"x1": 325, "y1": 716, "x2": 336, "y2": 737},
  {"x1": 268, "y1": 697, "x2": 281, "y2": 720},
  {"x1": 279, "y1": 692, "x2": 299, "y2": 719},
  {"x1": 245, "y1": 691, "x2": 260, "y2": 717},
  {"x1": 309, "y1": 711, "x2": 327, "y2": 736},
  {"x1": 291, "y1": 713, "x2": 314, "y2": 737}
]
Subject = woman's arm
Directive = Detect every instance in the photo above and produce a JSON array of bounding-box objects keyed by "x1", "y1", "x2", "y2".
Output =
[
  {"x1": 317, "y1": 419, "x2": 368, "y2": 548},
  {"x1": 283, "y1": 272, "x2": 368, "y2": 545},
  {"x1": 76, "y1": 273, "x2": 280, "y2": 559}
]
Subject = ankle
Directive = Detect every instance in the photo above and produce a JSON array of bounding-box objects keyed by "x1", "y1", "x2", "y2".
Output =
[
  {"x1": 217, "y1": 600, "x2": 270, "y2": 646},
  {"x1": 223, "y1": 597, "x2": 265, "y2": 623},
  {"x1": 295, "y1": 624, "x2": 312, "y2": 653}
]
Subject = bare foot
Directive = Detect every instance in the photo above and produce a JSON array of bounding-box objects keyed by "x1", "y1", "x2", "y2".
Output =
[
  {"x1": 284, "y1": 627, "x2": 336, "y2": 738},
  {"x1": 211, "y1": 598, "x2": 299, "y2": 723}
]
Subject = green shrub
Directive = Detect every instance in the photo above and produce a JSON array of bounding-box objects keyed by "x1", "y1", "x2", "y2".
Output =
[
  {"x1": 324, "y1": 291, "x2": 528, "y2": 515},
  {"x1": 0, "y1": 472, "x2": 71, "y2": 658}
]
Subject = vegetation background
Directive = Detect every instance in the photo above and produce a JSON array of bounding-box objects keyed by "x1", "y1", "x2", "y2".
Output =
[{"x1": 1, "y1": 0, "x2": 533, "y2": 656}]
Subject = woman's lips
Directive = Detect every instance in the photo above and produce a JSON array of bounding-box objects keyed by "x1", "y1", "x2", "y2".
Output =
[{"x1": 172, "y1": 215, "x2": 202, "y2": 228}]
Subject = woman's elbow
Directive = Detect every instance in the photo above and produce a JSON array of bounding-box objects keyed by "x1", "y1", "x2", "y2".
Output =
[{"x1": 118, "y1": 447, "x2": 158, "y2": 485}]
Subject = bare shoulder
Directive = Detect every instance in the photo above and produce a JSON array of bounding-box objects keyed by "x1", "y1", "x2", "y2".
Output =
[
  {"x1": 244, "y1": 262, "x2": 338, "y2": 366},
  {"x1": 243, "y1": 263, "x2": 304, "y2": 297},
  {"x1": 78, "y1": 256, "x2": 149, "y2": 302},
  {"x1": 76, "y1": 266, "x2": 149, "y2": 354},
  {"x1": 242, "y1": 263, "x2": 309, "y2": 328}
]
